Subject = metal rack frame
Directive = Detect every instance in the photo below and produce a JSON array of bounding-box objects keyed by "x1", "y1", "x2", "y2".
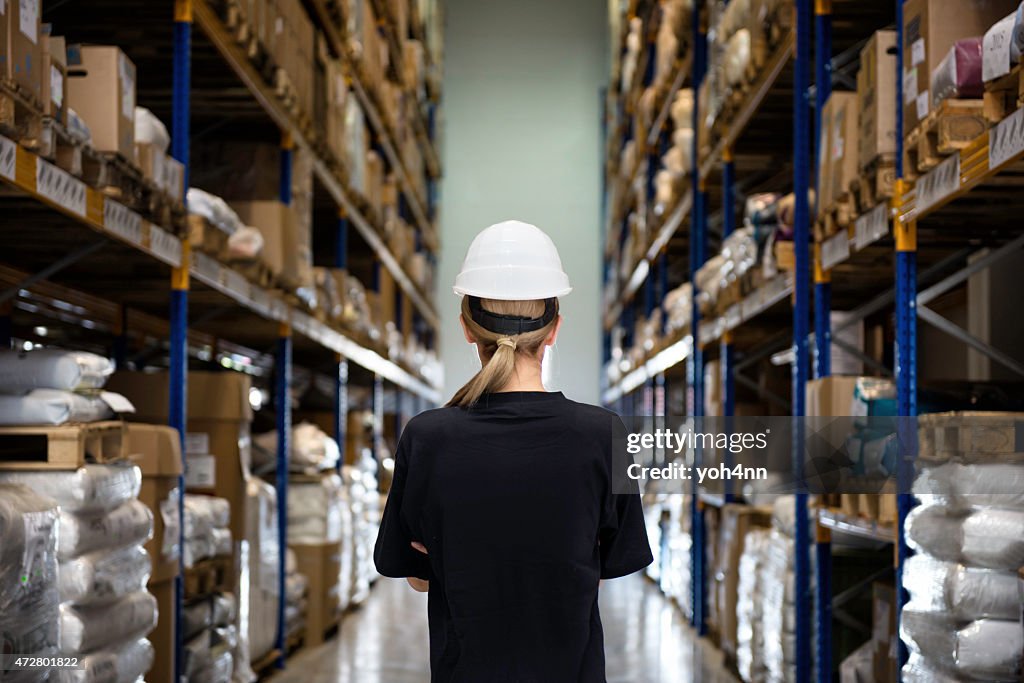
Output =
[{"x1": 601, "y1": 0, "x2": 1024, "y2": 681}]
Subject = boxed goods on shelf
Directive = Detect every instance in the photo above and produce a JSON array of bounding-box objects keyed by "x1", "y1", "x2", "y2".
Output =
[
  {"x1": 106, "y1": 370, "x2": 253, "y2": 546},
  {"x1": 245, "y1": 478, "x2": 280, "y2": 663},
  {"x1": 816, "y1": 91, "x2": 858, "y2": 231},
  {"x1": 66, "y1": 45, "x2": 136, "y2": 159},
  {"x1": 289, "y1": 540, "x2": 342, "y2": 645},
  {"x1": 42, "y1": 31, "x2": 68, "y2": 125},
  {"x1": 856, "y1": 30, "x2": 897, "y2": 206},
  {"x1": 900, "y1": 0, "x2": 1014, "y2": 133},
  {"x1": 735, "y1": 527, "x2": 770, "y2": 683},
  {"x1": 284, "y1": 548, "x2": 307, "y2": 646},
  {"x1": 981, "y1": 10, "x2": 1024, "y2": 121},
  {"x1": 714, "y1": 504, "x2": 772, "y2": 661},
  {"x1": 2, "y1": 0, "x2": 44, "y2": 105},
  {"x1": 931, "y1": 37, "x2": 985, "y2": 107}
]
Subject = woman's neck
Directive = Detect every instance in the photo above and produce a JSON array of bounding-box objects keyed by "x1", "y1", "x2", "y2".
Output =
[{"x1": 496, "y1": 357, "x2": 546, "y2": 392}]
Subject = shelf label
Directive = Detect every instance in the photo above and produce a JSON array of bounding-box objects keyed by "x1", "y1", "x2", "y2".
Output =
[
  {"x1": 103, "y1": 199, "x2": 143, "y2": 246},
  {"x1": 989, "y1": 107, "x2": 1024, "y2": 170},
  {"x1": 223, "y1": 268, "x2": 250, "y2": 303},
  {"x1": 0, "y1": 136, "x2": 14, "y2": 180},
  {"x1": 916, "y1": 154, "x2": 960, "y2": 214},
  {"x1": 821, "y1": 230, "x2": 851, "y2": 270},
  {"x1": 35, "y1": 158, "x2": 86, "y2": 216},
  {"x1": 983, "y1": 14, "x2": 1015, "y2": 82},
  {"x1": 854, "y1": 203, "x2": 889, "y2": 250},
  {"x1": 191, "y1": 252, "x2": 221, "y2": 286},
  {"x1": 148, "y1": 225, "x2": 182, "y2": 267}
]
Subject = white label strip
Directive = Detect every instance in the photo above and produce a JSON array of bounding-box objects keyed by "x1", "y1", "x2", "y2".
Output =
[
  {"x1": 821, "y1": 230, "x2": 851, "y2": 271},
  {"x1": 103, "y1": 199, "x2": 143, "y2": 246},
  {"x1": 854, "y1": 203, "x2": 890, "y2": 251},
  {"x1": 35, "y1": 158, "x2": 86, "y2": 216},
  {"x1": 989, "y1": 107, "x2": 1024, "y2": 169},
  {"x1": 916, "y1": 154, "x2": 960, "y2": 214},
  {"x1": 0, "y1": 135, "x2": 15, "y2": 180},
  {"x1": 191, "y1": 252, "x2": 221, "y2": 286},
  {"x1": 223, "y1": 268, "x2": 250, "y2": 302},
  {"x1": 149, "y1": 225, "x2": 182, "y2": 267}
]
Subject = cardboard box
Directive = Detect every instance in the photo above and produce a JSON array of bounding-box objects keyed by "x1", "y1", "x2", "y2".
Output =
[
  {"x1": 124, "y1": 423, "x2": 184, "y2": 585},
  {"x1": 816, "y1": 91, "x2": 858, "y2": 213},
  {"x1": 106, "y1": 371, "x2": 253, "y2": 545},
  {"x1": 42, "y1": 32, "x2": 68, "y2": 125},
  {"x1": 134, "y1": 143, "x2": 166, "y2": 188},
  {"x1": 2, "y1": 0, "x2": 44, "y2": 104},
  {"x1": 715, "y1": 504, "x2": 772, "y2": 658},
  {"x1": 230, "y1": 199, "x2": 290, "y2": 276},
  {"x1": 857, "y1": 31, "x2": 897, "y2": 170},
  {"x1": 871, "y1": 582, "x2": 897, "y2": 683},
  {"x1": 162, "y1": 156, "x2": 185, "y2": 202},
  {"x1": 66, "y1": 46, "x2": 136, "y2": 158},
  {"x1": 901, "y1": 0, "x2": 1016, "y2": 131},
  {"x1": 773, "y1": 240, "x2": 794, "y2": 272},
  {"x1": 806, "y1": 376, "x2": 859, "y2": 417},
  {"x1": 290, "y1": 541, "x2": 342, "y2": 645},
  {"x1": 148, "y1": 579, "x2": 176, "y2": 683}
]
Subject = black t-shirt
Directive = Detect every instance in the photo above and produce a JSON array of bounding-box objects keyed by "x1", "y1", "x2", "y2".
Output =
[{"x1": 373, "y1": 391, "x2": 653, "y2": 683}]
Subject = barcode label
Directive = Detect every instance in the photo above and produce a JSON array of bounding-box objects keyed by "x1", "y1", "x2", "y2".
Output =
[
  {"x1": 989, "y1": 107, "x2": 1024, "y2": 170},
  {"x1": 854, "y1": 203, "x2": 889, "y2": 250},
  {"x1": 821, "y1": 230, "x2": 850, "y2": 270},
  {"x1": 149, "y1": 225, "x2": 182, "y2": 267},
  {"x1": 103, "y1": 200, "x2": 143, "y2": 246},
  {"x1": 0, "y1": 135, "x2": 15, "y2": 180},
  {"x1": 916, "y1": 154, "x2": 960, "y2": 213},
  {"x1": 36, "y1": 158, "x2": 86, "y2": 216}
]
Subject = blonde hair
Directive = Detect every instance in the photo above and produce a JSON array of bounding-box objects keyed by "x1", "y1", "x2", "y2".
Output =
[{"x1": 448, "y1": 297, "x2": 560, "y2": 408}]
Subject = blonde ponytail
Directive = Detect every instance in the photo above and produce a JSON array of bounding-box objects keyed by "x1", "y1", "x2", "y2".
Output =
[{"x1": 447, "y1": 297, "x2": 559, "y2": 408}]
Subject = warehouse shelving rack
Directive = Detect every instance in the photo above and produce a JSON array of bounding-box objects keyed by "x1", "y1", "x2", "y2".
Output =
[
  {"x1": 602, "y1": 0, "x2": 1024, "y2": 681},
  {"x1": 0, "y1": 0, "x2": 443, "y2": 676}
]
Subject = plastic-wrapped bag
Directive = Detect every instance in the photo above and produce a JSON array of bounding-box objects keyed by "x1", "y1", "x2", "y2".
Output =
[
  {"x1": 0, "y1": 484, "x2": 60, "y2": 683},
  {"x1": 186, "y1": 188, "x2": 241, "y2": 236},
  {"x1": 960, "y1": 507, "x2": 1024, "y2": 569},
  {"x1": 226, "y1": 226, "x2": 264, "y2": 260},
  {"x1": 0, "y1": 388, "x2": 114, "y2": 425},
  {"x1": 952, "y1": 462, "x2": 1024, "y2": 510},
  {"x1": 0, "y1": 349, "x2": 113, "y2": 392},
  {"x1": 954, "y1": 619, "x2": 1022, "y2": 680},
  {"x1": 905, "y1": 504, "x2": 963, "y2": 562},
  {"x1": 288, "y1": 473, "x2": 343, "y2": 543},
  {"x1": 901, "y1": 653, "x2": 961, "y2": 683},
  {"x1": 931, "y1": 38, "x2": 984, "y2": 107},
  {"x1": 59, "y1": 545, "x2": 151, "y2": 605},
  {"x1": 134, "y1": 107, "x2": 169, "y2": 151},
  {"x1": 186, "y1": 494, "x2": 231, "y2": 529},
  {"x1": 212, "y1": 528, "x2": 233, "y2": 556},
  {"x1": 57, "y1": 637, "x2": 154, "y2": 683},
  {"x1": 59, "y1": 500, "x2": 154, "y2": 560},
  {"x1": 904, "y1": 554, "x2": 1019, "y2": 620},
  {"x1": 60, "y1": 591, "x2": 157, "y2": 654},
  {"x1": 0, "y1": 464, "x2": 141, "y2": 513}
]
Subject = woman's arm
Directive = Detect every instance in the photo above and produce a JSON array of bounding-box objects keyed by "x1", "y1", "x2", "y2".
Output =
[{"x1": 406, "y1": 541, "x2": 430, "y2": 592}]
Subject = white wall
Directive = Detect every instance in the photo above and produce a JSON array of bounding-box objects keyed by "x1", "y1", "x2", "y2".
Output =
[{"x1": 439, "y1": 0, "x2": 609, "y2": 404}]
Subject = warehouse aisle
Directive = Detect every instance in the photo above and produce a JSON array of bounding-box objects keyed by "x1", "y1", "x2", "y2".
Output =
[{"x1": 270, "y1": 573, "x2": 737, "y2": 682}]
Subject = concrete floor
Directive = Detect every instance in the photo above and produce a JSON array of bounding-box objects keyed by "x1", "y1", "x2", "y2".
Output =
[{"x1": 269, "y1": 573, "x2": 738, "y2": 682}]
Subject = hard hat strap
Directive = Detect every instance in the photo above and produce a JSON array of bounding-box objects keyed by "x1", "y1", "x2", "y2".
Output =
[{"x1": 467, "y1": 296, "x2": 557, "y2": 335}]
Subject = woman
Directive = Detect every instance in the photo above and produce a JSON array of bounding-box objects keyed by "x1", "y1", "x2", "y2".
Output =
[{"x1": 374, "y1": 220, "x2": 652, "y2": 682}]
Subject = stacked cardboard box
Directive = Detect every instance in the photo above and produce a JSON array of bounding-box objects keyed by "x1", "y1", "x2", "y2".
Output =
[
  {"x1": 816, "y1": 91, "x2": 858, "y2": 218},
  {"x1": 41, "y1": 30, "x2": 68, "y2": 125},
  {"x1": 1, "y1": 0, "x2": 44, "y2": 104},
  {"x1": 901, "y1": 0, "x2": 1016, "y2": 133},
  {"x1": 66, "y1": 45, "x2": 136, "y2": 159},
  {"x1": 715, "y1": 504, "x2": 773, "y2": 660},
  {"x1": 857, "y1": 31, "x2": 897, "y2": 174}
]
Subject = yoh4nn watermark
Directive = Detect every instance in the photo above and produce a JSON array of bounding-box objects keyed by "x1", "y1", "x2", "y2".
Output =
[{"x1": 626, "y1": 461, "x2": 769, "y2": 483}]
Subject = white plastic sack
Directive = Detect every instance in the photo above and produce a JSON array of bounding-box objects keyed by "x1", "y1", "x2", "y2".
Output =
[
  {"x1": 839, "y1": 640, "x2": 873, "y2": 683},
  {"x1": 905, "y1": 504, "x2": 963, "y2": 562},
  {"x1": 952, "y1": 462, "x2": 1024, "y2": 510},
  {"x1": 954, "y1": 619, "x2": 1022, "y2": 680},
  {"x1": 901, "y1": 653, "x2": 961, "y2": 683},
  {"x1": 59, "y1": 545, "x2": 151, "y2": 605},
  {"x1": 213, "y1": 528, "x2": 233, "y2": 557},
  {"x1": 245, "y1": 479, "x2": 279, "y2": 661},
  {"x1": 0, "y1": 484, "x2": 60, "y2": 682},
  {"x1": 0, "y1": 388, "x2": 114, "y2": 425},
  {"x1": 0, "y1": 464, "x2": 141, "y2": 514},
  {"x1": 186, "y1": 188, "x2": 241, "y2": 236},
  {"x1": 186, "y1": 494, "x2": 231, "y2": 530},
  {"x1": 59, "y1": 500, "x2": 154, "y2": 560},
  {"x1": 960, "y1": 507, "x2": 1024, "y2": 569},
  {"x1": 905, "y1": 554, "x2": 1019, "y2": 620},
  {"x1": 59, "y1": 591, "x2": 157, "y2": 654},
  {"x1": 57, "y1": 637, "x2": 154, "y2": 683},
  {"x1": 134, "y1": 107, "x2": 169, "y2": 151},
  {"x1": 288, "y1": 473, "x2": 343, "y2": 543},
  {"x1": 0, "y1": 349, "x2": 113, "y2": 392},
  {"x1": 226, "y1": 226, "x2": 264, "y2": 260}
]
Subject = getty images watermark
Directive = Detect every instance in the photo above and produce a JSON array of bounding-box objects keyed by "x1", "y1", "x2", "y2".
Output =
[{"x1": 624, "y1": 426, "x2": 770, "y2": 484}]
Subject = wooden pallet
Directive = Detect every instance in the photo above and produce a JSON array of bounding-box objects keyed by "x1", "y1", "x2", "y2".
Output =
[
  {"x1": 231, "y1": 258, "x2": 278, "y2": 290},
  {"x1": 36, "y1": 117, "x2": 85, "y2": 178},
  {"x1": 188, "y1": 214, "x2": 230, "y2": 257},
  {"x1": 918, "y1": 410, "x2": 1024, "y2": 463},
  {"x1": 904, "y1": 99, "x2": 988, "y2": 176},
  {"x1": 850, "y1": 154, "x2": 896, "y2": 212},
  {"x1": 814, "y1": 192, "x2": 857, "y2": 242},
  {"x1": 0, "y1": 421, "x2": 125, "y2": 470},
  {"x1": 81, "y1": 151, "x2": 144, "y2": 205},
  {"x1": 183, "y1": 554, "x2": 234, "y2": 598},
  {"x1": 0, "y1": 80, "x2": 44, "y2": 149},
  {"x1": 983, "y1": 63, "x2": 1024, "y2": 124}
]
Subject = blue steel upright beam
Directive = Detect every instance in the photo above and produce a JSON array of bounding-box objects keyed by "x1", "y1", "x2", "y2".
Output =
[
  {"x1": 793, "y1": 1, "x2": 813, "y2": 682},
  {"x1": 274, "y1": 133, "x2": 294, "y2": 669},
  {"x1": 894, "y1": 0, "x2": 917, "y2": 676},
  {"x1": 170, "y1": 3, "x2": 191, "y2": 681},
  {"x1": 689, "y1": 0, "x2": 708, "y2": 635},
  {"x1": 721, "y1": 148, "x2": 736, "y2": 502},
  {"x1": 274, "y1": 324, "x2": 292, "y2": 668},
  {"x1": 813, "y1": 2, "x2": 834, "y2": 680}
]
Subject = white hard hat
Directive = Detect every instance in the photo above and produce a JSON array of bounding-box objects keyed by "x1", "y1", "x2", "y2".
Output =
[{"x1": 453, "y1": 220, "x2": 573, "y2": 300}]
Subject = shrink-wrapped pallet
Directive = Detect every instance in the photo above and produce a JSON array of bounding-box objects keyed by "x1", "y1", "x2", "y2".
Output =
[{"x1": 0, "y1": 349, "x2": 113, "y2": 392}]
